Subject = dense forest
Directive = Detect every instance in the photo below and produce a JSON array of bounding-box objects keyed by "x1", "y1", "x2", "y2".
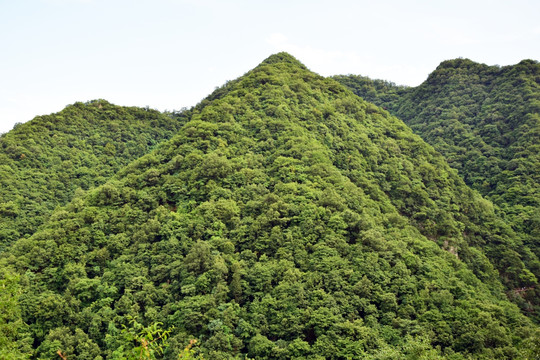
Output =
[
  {"x1": 0, "y1": 102, "x2": 185, "y2": 251},
  {"x1": 1, "y1": 53, "x2": 539, "y2": 359},
  {"x1": 334, "y1": 59, "x2": 540, "y2": 228},
  {"x1": 334, "y1": 60, "x2": 540, "y2": 315}
]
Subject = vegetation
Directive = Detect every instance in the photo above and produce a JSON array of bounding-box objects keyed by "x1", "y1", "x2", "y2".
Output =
[
  {"x1": 334, "y1": 59, "x2": 540, "y2": 316},
  {"x1": 0, "y1": 53, "x2": 539, "y2": 358},
  {"x1": 0, "y1": 100, "x2": 185, "y2": 251}
]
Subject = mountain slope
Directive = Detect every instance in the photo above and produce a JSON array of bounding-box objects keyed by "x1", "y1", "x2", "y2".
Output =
[
  {"x1": 334, "y1": 59, "x2": 539, "y2": 236},
  {"x1": 334, "y1": 59, "x2": 540, "y2": 311},
  {"x1": 0, "y1": 100, "x2": 185, "y2": 250},
  {"x1": 2, "y1": 53, "x2": 539, "y2": 359}
]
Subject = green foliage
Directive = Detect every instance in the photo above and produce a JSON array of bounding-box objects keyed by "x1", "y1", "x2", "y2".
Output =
[
  {"x1": 177, "y1": 340, "x2": 205, "y2": 360},
  {"x1": 335, "y1": 59, "x2": 540, "y2": 317},
  {"x1": 0, "y1": 270, "x2": 31, "y2": 360},
  {"x1": 38, "y1": 327, "x2": 102, "y2": 360},
  {"x1": 1, "y1": 53, "x2": 539, "y2": 359},
  {"x1": 0, "y1": 99, "x2": 186, "y2": 251},
  {"x1": 110, "y1": 317, "x2": 172, "y2": 360}
]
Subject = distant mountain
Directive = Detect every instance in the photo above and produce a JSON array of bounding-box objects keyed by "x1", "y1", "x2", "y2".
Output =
[
  {"x1": 1, "y1": 53, "x2": 538, "y2": 359},
  {"x1": 334, "y1": 59, "x2": 540, "y2": 310},
  {"x1": 335, "y1": 59, "x2": 539, "y2": 233},
  {"x1": 0, "y1": 100, "x2": 185, "y2": 251}
]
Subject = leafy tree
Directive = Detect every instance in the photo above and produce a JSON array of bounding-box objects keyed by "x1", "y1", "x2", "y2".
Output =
[
  {"x1": 110, "y1": 317, "x2": 172, "y2": 360},
  {"x1": 0, "y1": 269, "x2": 31, "y2": 359}
]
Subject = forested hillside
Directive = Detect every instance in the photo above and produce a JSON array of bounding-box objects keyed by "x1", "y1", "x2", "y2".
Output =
[
  {"x1": 1, "y1": 53, "x2": 539, "y2": 359},
  {"x1": 0, "y1": 100, "x2": 185, "y2": 251},
  {"x1": 334, "y1": 60, "x2": 540, "y2": 313},
  {"x1": 334, "y1": 59, "x2": 540, "y2": 221}
]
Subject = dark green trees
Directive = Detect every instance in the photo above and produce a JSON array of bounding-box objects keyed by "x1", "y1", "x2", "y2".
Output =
[
  {"x1": 335, "y1": 59, "x2": 540, "y2": 315},
  {"x1": 0, "y1": 100, "x2": 185, "y2": 251},
  {"x1": 0, "y1": 54, "x2": 539, "y2": 358}
]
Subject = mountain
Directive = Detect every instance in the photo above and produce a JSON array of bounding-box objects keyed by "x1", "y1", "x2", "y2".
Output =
[
  {"x1": 0, "y1": 100, "x2": 186, "y2": 251},
  {"x1": 334, "y1": 59, "x2": 540, "y2": 310},
  {"x1": 1, "y1": 53, "x2": 539, "y2": 359},
  {"x1": 334, "y1": 59, "x2": 540, "y2": 221}
]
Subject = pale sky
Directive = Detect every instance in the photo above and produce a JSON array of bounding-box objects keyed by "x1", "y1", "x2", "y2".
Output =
[{"x1": 1, "y1": 0, "x2": 539, "y2": 133}]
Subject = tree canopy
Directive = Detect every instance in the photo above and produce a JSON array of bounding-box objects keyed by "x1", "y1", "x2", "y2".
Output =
[
  {"x1": 1, "y1": 53, "x2": 539, "y2": 359},
  {"x1": 335, "y1": 59, "x2": 540, "y2": 316},
  {"x1": 0, "y1": 100, "x2": 186, "y2": 251}
]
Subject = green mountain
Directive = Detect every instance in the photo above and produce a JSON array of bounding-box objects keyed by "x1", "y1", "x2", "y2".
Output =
[
  {"x1": 334, "y1": 59, "x2": 540, "y2": 221},
  {"x1": 1, "y1": 53, "x2": 539, "y2": 359},
  {"x1": 0, "y1": 100, "x2": 185, "y2": 251},
  {"x1": 334, "y1": 59, "x2": 540, "y2": 309}
]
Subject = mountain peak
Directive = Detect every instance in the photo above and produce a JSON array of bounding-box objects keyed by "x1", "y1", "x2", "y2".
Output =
[
  {"x1": 260, "y1": 52, "x2": 307, "y2": 69},
  {"x1": 3, "y1": 53, "x2": 540, "y2": 359},
  {"x1": 435, "y1": 58, "x2": 480, "y2": 71}
]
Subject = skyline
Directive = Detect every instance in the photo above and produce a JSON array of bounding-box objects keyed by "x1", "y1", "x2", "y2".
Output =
[{"x1": 1, "y1": 0, "x2": 539, "y2": 133}]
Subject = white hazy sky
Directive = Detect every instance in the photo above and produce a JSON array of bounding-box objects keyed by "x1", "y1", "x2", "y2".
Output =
[{"x1": 1, "y1": 0, "x2": 539, "y2": 133}]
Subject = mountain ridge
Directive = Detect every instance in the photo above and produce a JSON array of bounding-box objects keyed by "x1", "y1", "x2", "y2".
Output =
[
  {"x1": 1, "y1": 53, "x2": 539, "y2": 359},
  {"x1": 0, "y1": 99, "x2": 186, "y2": 251},
  {"x1": 334, "y1": 58, "x2": 540, "y2": 315}
]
